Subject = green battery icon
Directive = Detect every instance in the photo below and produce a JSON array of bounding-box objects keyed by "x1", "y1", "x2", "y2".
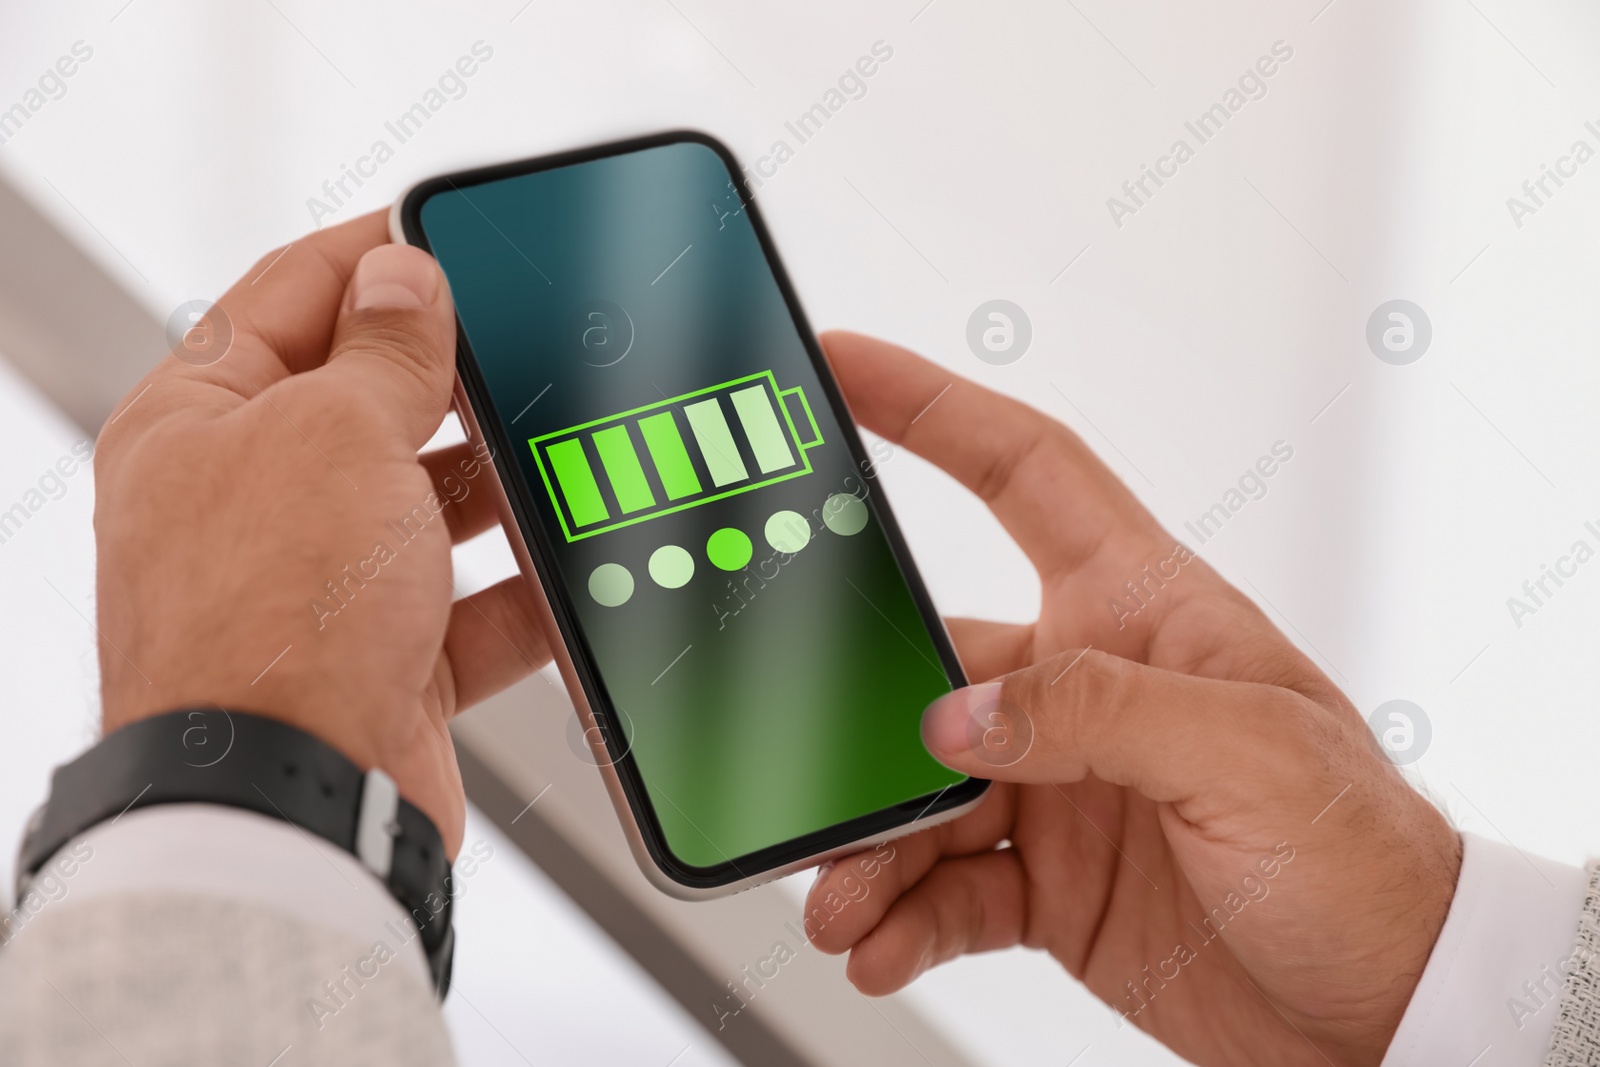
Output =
[{"x1": 530, "y1": 371, "x2": 824, "y2": 542}]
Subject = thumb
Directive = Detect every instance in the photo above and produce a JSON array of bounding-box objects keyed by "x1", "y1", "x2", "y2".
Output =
[
  {"x1": 320, "y1": 243, "x2": 457, "y2": 449},
  {"x1": 920, "y1": 650, "x2": 1324, "y2": 809}
]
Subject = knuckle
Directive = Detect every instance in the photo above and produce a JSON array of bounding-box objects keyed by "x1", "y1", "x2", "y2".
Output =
[
  {"x1": 267, "y1": 375, "x2": 385, "y2": 453},
  {"x1": 971, "y1": 424, "x2": 1049, "y2": 508},
  {"x1": 1008, "y1": 648, "x2": 1124, "y2": 767},
  {"x1": 325, "y1": 388, "x2": 393, "y2": 440},
  {"x1": 951, "y1": 869, "x2": 987, "y2": 956},
  {"x1": 1066, "y1": 651, "x2": 1128, "y2": 756},
  {"x1": 1237, "y1": 687, "x2": 1333, "y2": 775},
  {"x1": 335, "y1": 317, "x2": 447, "y2": 382},
  {"x1": 1066, "y1": 648, "x2": 1127, "y2": 717}
]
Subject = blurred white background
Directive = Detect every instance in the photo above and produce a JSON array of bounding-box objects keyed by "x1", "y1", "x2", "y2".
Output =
[{"x1": 4, "y1": 0, "x2": 1600, "y2": 1064}]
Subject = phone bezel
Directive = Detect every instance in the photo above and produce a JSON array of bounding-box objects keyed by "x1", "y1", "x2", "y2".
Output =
[{"x1": 396, "y1": 129, "x2": 988, "y2": 893}]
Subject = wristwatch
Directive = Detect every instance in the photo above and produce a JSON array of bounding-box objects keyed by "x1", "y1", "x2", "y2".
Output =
[{"x1": 14, "y1": 708, "x2": 454, "y2": 997}]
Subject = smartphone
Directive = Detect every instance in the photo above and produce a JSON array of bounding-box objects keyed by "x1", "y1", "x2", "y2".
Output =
[{"x1": 393, "y1": 131, "x2": 987, "y2": 897}]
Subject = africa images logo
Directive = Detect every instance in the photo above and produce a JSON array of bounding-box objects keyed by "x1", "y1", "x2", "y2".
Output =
[{"x1": 180, "y1": 709, "x2": 235, "y2": 768}]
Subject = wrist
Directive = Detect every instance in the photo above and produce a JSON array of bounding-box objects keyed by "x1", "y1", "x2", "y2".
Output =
[
  {"x1": 100, "y1": 669, "x2": 462, "y2": 860},
  {"x1": 21, "y1": 708, "x2": 456, "y2": 996},
  {"x1": 93, "y1": 565, "x2": 408, "y2": 779},
  {"x1": 1344, "y1": 820, "x2": 1464, "y2": 1064},
  {"x1": 101, "y1": 675, "x2": 387, "y2": 775}
]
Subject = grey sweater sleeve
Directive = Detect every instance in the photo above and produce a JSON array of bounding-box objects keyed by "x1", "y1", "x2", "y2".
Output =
[
  {"x1": 1545, "y1": 864, "x2": 1600, "y2": 1066},
  {"x1": 0, "y1": 892, "x2": 458, "y2": 1066}
]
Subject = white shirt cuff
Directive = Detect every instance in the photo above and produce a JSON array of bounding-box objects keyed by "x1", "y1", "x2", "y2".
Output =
[
  {"x1": 10, "y1": 803, "x2": 432, "y2": 988},
  {"x1": 1384, "y1": 831, "x2": 1589, "y2": 1066}
]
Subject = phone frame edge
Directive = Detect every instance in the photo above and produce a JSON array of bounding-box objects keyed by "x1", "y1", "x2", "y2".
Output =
[{"x1": 386, "y1": 133, "x2": 988, "y2": 900}]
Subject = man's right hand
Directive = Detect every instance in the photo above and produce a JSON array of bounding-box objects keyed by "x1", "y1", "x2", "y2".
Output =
[{"x1": 807, "y1": 332, "x2": 1461, "y2": 1067}]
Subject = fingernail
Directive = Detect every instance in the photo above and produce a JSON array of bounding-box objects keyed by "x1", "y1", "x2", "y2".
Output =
[
  {"x1": 921, "y1": 682, "x2": 1001, "y2": 758},
  {"x1": 812, "y1": 860, "x2": 834, "y2": 886},
  {"x1": 351, "y1": 245, "x2": 439, "y2": 311}
]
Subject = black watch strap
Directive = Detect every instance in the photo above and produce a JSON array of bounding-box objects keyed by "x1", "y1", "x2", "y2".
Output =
[{"x1": 15, "y1": 708, "x2": 453, "y2": 997}]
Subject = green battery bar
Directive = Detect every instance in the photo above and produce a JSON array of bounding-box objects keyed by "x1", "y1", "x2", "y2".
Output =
[{"x1": 530, "y1": 371, "x2": 824, "y2": 542}]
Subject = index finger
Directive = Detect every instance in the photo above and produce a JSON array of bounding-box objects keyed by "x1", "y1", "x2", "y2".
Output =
[{"x1": 819, "y1": 330, "x2": 1164, "y2": 584}]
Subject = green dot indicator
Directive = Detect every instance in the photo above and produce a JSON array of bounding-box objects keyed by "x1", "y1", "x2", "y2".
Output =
[
  {"x1": 765, "y1": 510, "x2": 810, "y2": 554},
  {"x1": 649, "y1": 545, "x2": 695, "y2": 589},
  {"x1": 706, "y1": 527, "x2": 753, "y2": 571},
  {"x1": 588, "y1": 563, "x2": 634, "y2": 607},
  {"x1": 823, "y1": 493, "x2": 869, "y2": 536}
]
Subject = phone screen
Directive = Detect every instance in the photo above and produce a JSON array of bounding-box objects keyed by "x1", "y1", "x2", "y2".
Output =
[{"x1": 411, "y1": 137, "x2": 976, "y2": 875}]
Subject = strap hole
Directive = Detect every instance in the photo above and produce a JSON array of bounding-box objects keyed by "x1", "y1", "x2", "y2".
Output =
[
  {"x1": 320, "y1": 782, "x2": 335, "y2": 798},
  {"x1": 283, "y1": 762, "x2": 298, "y2": 778}
]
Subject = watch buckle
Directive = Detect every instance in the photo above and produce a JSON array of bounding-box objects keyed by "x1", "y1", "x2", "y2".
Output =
[{"x1": 355, "y1": 767, "x2": 400, "y2": 879}]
